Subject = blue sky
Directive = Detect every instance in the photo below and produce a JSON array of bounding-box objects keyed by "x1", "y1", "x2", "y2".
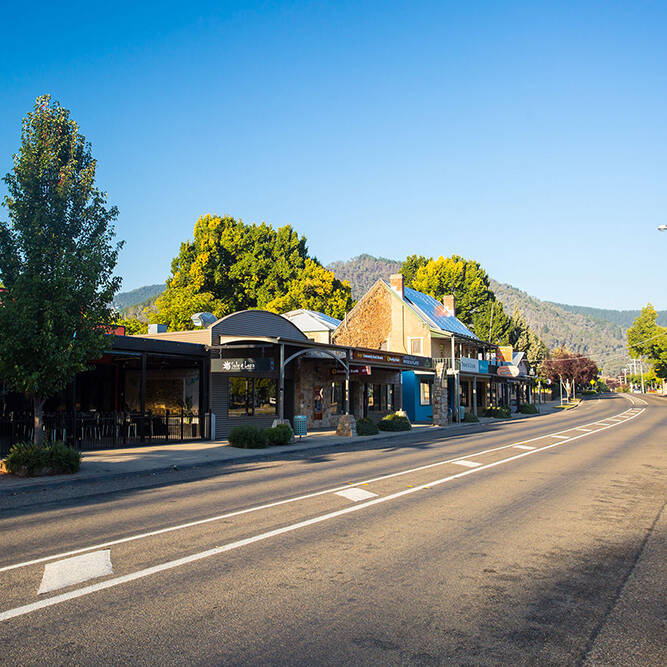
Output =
[{"x1": 1, "y1": 1, "x2": 665, "y2": 309}]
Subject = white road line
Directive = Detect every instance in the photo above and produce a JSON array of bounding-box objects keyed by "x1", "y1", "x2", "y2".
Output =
[
  {"x1": 0, "y1": 405, "x2": 639, "y2": 575},
  {"x1": 452, "y1": 460, "x2": 481, "y2": 468},
  {"x1": 512, "y1": 445, "x2": 535, "y2": 450},
  {"x1": 38, "y1": 551, "x2": 112, "y2": 595},
  {"x1": 0, "y1": 407, "x2": 645, "y2": 624},
  {"x1": 335, "y1": 488, "x2": 378, "y2": 502},
  {"x1": 552, "y1": 435, "x2": 570, "y2": 439},
  {"x1": 575, "y1": 428, "x2": 592, "y2": 432}
]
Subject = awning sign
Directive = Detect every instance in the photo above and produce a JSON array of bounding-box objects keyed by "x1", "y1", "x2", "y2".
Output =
[
  {"x1": 212, "y1": 358, "x2": 274, "y2": 373},
  {"x1": 497, "y1": 365, "x2": 520, "y2": 377}
]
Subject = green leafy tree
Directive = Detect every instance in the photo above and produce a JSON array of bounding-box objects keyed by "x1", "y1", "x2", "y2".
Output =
[
  {"x1": 471, "y1": 299, "x2": 515, "y2": 345},
  {"x1": 400, "y1": 254, "x2": 431, "y2": 288},
  {"x1": 627, "y1": 303, "x2": 667, "y2": 379},
  {"x1": 511, "y1": 308, "x2": 549, "y2": 365},
  {"x1": 0, "y1": 96, "x2": 122, "y2": 442},
  {"x1": 265, "y1": 258, "x2": 353, "y2": 318},
  {"x1": 411, "y1": 255, "x2": 494, "y2": 326},
  {"x1": 116, "y1": 316, "x2": 147, "y2": 335}
]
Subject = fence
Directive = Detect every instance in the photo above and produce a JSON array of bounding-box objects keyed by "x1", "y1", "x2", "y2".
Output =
[{"x1": 0, "y1": 410, "x2": 206, "y2": 456}]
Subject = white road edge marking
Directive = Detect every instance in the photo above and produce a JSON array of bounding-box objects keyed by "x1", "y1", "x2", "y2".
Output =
[
  {"x1": 452, "y1": 460, "x2": 481, "y2": 468},
  {"x1": 38, "y1": 551, "x2": 112, "y2": 595},
  {"x1": 335, "y1": 488, "x2": 378, "y2": 502},
  {"x1": 0, "y1": 407, "x2": 645, "y2": 623},
  {"x1": 0, "y1": 405, "x2": 640, "y2": 575}
]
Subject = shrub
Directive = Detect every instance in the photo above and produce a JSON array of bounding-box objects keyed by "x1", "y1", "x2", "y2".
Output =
[
  {"x1": 265, "y1": 423, "x2": 293, "y2": 446},
  {"x1": 484, "y1": 406, "x2": 511, "y2": 419},
  {"x1": 356, "y1": 418, "x2": 379, "y2": 436},
  {"x1": 228, "y1": 425, "x2": 268, "y2": 448},
  {"x1": 4, "y1": 441, "x2": 81, "y2": 476},
  {"x1": 377, "y1": 413, "x2": 411, "y2": 431},
  {"x1": 462, "y1": 412, "x2": 479, "y2": 423},
  {"x1": 518, "y1": 403, "x2": 538, "y2": 414}
]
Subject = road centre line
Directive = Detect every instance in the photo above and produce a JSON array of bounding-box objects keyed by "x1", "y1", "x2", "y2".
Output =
[
  {"x1": 0, "y1": 406, "x2": 638, "y2": 575},
  {"x1": 0, "y1": 407, "x2": 645, "y2": 624}
]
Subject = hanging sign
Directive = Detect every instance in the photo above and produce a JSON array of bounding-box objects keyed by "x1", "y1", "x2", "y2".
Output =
[{"x1": 497, "y1": 365, "x2": 520, "y2": 377}]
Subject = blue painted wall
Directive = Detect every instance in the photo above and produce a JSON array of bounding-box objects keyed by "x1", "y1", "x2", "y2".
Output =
[{"x1": 401, "y1": 371, "x2": 433, "y2": 423}]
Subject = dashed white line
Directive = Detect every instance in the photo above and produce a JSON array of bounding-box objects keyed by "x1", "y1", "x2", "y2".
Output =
[
  {"x1": 552, "y1": 435, "x2": 570, "y2": 440},
  {"x1": 0, "y1": 406, "x2": 645, "y2": 624},
  {"x1": 512, "y1": 445, "x2": 535, "y2": 450},
  {"x1": 452, "y1": 460, "x2": 482, "y2": 468},
  {"x1": 335, "y1": 488, "x2": 378, "y2": 502},
  {"x1": 38, "y1": 551, "x2": 112, "y2": 595},
  {"x1": 0, "y1": 405, "x2": 641, "y2": 576}
]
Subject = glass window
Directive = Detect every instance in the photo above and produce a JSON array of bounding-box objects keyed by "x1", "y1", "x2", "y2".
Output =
[
  {"x1": 374, "y1": 384, "x2": 382, "y2": 410},
  {"x1": 367, "y1": 383, "x2": 375, "y2": 410},
  {"x1": 254, "y1": 378, "x2": 277, "y2": 415},
  {"x1": 420, "y1": 380, "x2": 431, "y2": 406},
  {"x1": 387, "y1": 384, "x2": 394, "y2": 412},
  {"x1": 409, "y1": 338, "x2": 423, "y2": 355},
  {"x1": 229, "y1": 378, "x2": 277, "y2": 417},
  {"x1": 331, "y1": 381, "x2": 343, "y2": 414}
]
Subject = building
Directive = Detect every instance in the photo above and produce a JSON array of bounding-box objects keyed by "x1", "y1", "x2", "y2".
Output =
[
  {"x1": 281, "y1": 309, "x2": 341, "y2": 344},
  {"x1": 332, "y1": 274, "x2": 533, "y2": 423}
]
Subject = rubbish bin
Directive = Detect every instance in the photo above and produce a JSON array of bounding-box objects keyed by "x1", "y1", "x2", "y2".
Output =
[{"x1": 293, "y1": 415, "x2": 307, "y2": 438}]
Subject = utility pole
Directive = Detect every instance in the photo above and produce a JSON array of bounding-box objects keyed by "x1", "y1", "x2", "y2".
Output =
[{"x1": 640, "y1": 358, "x2": 645, "y2": 394}]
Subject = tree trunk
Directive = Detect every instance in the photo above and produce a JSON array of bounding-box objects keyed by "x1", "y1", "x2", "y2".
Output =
[{"x1": 33, "y1": 396, "x2": 45, "y2": 445}]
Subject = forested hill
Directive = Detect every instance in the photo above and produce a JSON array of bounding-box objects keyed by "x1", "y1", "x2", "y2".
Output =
[
  {"x1": 113, "y1": 284, "x2": 165, "y2": 310},
  {"x1": 327, "y1": 254, "x2": 401, "y2": 299},
  {"x1": 490, "y1": 281, "x2": 627, "y2": 375},
  {"x1": 547, "y1": 303, "x2": 667, "y2": 328}
]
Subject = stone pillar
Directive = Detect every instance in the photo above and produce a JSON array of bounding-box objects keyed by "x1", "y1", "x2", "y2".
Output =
[{"x1": 432, "y1": 362, "x2": 449, "y2": 426}]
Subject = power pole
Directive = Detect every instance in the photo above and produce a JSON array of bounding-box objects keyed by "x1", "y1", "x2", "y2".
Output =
[{"x1": 640, "y1": 358, "x2": 645, "y2": 394}]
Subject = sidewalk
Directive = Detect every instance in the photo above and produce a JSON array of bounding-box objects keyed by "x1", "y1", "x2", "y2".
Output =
[{"x1": 0, "y1": 402, "x2": 563, "y2": 496}]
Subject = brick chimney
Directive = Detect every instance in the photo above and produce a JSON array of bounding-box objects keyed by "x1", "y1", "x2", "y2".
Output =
[
  {"x1": 390, "y1": 273, "x2": 404, "y2": 298},
  {"x1": 442, "y1": 294, "x2": 455, "y2": 316}
]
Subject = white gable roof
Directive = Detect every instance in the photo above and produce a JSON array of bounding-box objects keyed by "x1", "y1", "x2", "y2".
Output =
[{"x1": 282, "y1": 309, "x2": 342, "y2": 333}]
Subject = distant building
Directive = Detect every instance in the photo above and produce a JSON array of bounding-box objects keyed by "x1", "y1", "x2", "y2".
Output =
[{"x1": 281, "y1": 309, "x2": 341, "y2": 344}]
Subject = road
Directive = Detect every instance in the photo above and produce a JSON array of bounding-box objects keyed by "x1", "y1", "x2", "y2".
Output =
[{"x1": 0, "y1": 393, "x2": 664, "y2": 665}]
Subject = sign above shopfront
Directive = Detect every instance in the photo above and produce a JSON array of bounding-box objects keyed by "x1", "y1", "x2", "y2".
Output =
[
  {"x1": 211, "y1": 357, "x2": 275, "y2": 373},
  {"x1": 460, "y1": 357, "x2": 479, "y2": 373},
  {"x1": 352, "y1": 350, "x2": 431, "y2": 368},
  {"x1": 331, "y1": 366, "x2": 371, "y2": 376},
  {"x1": 497, "y1": 365, "x2": 520, "y2": 377}
]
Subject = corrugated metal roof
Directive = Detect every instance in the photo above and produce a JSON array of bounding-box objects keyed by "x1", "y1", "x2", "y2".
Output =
[
  {"x1": 381, "y1": 280, "x2": 479, "y2": 339},
  {"x1": 282, "y1": 309, "x2": 342, "y2": 332}
]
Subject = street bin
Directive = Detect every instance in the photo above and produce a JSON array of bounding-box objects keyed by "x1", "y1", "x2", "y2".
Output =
[{"x1": 293, "y1": 415, "x2": 307, "y2": 438}]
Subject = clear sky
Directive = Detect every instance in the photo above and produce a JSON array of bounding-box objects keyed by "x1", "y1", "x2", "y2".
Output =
[{"x1": 1, "y1": 1, "x2": 665, "y2": 309}]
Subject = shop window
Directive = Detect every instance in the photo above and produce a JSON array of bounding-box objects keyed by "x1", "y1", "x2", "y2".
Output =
[
  {"x1": 330, "y1": 381, "x2": 344, "y2": 414},
  {"x1": 367, "y1": 384, "x2": 375, "y2": 410},
  {"x1": 387, "y1": 384, "x2": 394, "y2": 412},
  {"x1": 371, "y1": 384, "x2": 382, "y2": 410},
  {"x1": 409, "y1": 337, "x2": 423, "y2": 356},
  {"x1": 228, "y1": 377, "x2": 277, "y2": 417},
  {"x1": 420, "y1": 380, "x2": 431, "y2": 406}
]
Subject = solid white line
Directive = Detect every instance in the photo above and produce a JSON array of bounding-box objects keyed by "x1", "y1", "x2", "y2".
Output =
[
  {"x1": 451, "y1": 460, "x2": 481, "y2": 468},
  {"x1": 0, "y1": 407, "x2": 645, "y2": 623},
  {"x1": 512, "y1": 445, "x2": 535, "y2": 450},
  {"x1": 551, "y1": 435, "x2": 570, "y2": 439},
  {"x1": 335, "y1": 488, "x2": 378, "y2": 502},
  {"x1": 0, "y1": 405, "x2": 638, "y2": 575},
  {"x1": 575, "y1": 428, "x2": 592, "y2": 432}
]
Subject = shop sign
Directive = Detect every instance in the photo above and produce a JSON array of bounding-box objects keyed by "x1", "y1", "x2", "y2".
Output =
[
  {"x1": 497, "y1": 346, "x2": 513, "y2": 363},
  {"x1": 478, "y1": 360, "x2": 489, "y2": 374},
  {"x1": 331, "y1": 366, "x2": 371, "y2": 376},
  {"x1": 460, "y1": 357, "x2": 479, "y2": 373},
  {"x1": 497, "y1": 365, "x2": 520, "y2": 377},
  {"x1": 212, "y1": 357, "x2": 274, "y2": 373},
  {"x1": 351, "y1": 350, "x2": 430, "y2": 368}
]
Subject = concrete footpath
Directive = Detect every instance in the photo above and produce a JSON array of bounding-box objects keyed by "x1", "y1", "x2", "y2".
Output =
[{"x1": 0, "y1": 402, "x2": 563, "y2": 499}]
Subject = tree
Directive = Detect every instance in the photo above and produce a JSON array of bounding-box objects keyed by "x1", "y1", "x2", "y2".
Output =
[
  {"x1": 0, "y1": 96, "x2": 122, "y2": 443},
  {"x1": 400, "y1": 254, "x2": 431, "y2": 288},
  {"x1": 265, "y1": 258, "x2": 353, "y2": 318},
  {"x1": 153, "y1": 214, "x2": 353, "y2": 329},
  {"x1": 410, "y1": 255, "x2": 495, "y2": 325},
  {"x1": 511, "y1": 308, "x2": 548, "y2": 365},
  {"x1": 470, "y1": 299, "x2": 515, "y2": 346},
  {"x1": 540, "y1": 348, "x2": 599, "y2": 400},
  {"x1": 627, "y1": 303, "x2": 667, "y2": 380},
  {"x1": 116, "y1": 316, "x2": 148, "y2": 335}
]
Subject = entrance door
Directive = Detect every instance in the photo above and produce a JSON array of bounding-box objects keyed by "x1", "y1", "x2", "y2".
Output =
[
  {"x1": 349, "y1": 382, "x2": 359, "y2": 418},
  {"x1": 284, "y1": 379, "x2": 295, "y2": 424}
]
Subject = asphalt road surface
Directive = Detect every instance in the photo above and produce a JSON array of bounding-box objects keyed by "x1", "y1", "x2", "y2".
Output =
[{"x1": 0, "y1": 393, "x2": 664, "y2": 666}]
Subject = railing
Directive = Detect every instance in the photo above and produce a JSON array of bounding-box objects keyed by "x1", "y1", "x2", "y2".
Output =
[{"x1": 0, "y1": 410, "x2": 205, "y2": 456}]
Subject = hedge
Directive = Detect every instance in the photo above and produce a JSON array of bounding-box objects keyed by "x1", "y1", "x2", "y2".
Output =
[
  {"x1": 484, "y1": 406, "x2": 511, "y2": 419},
  {"x1": 228, "y1": 425, "x2": 268, "y2": 448},
  {"x1": 377, "y1": 413, "x2": 411, "y2": 431},
  {"x1": 356, "y1": 418, "x2": 379, "y2": 436},
  {"x1": 518, "y1": 403, "x2": 538, "y2": 414},
  {"x1": 3, "y1": 442, "x2": 81, "y2": 477},
  {"x1": 266, "y1": 423, "x2": 293, "y2": 446}
]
